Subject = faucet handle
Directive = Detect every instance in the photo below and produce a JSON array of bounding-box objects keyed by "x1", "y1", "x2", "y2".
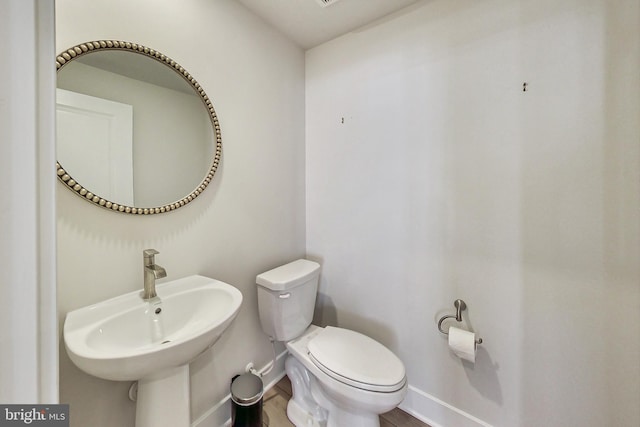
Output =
[{"x1": 143, "y1": 249, "x2": 159, "y2": 258}]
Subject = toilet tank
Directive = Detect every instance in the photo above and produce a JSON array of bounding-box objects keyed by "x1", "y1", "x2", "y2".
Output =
[{"x1": 256, "y1": 259, "x2": 320, "y2": 341}]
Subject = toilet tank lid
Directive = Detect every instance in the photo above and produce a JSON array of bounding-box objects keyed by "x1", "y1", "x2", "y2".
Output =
[{"x1": 256, "y1": 259, "x2": 320, "y2": 291}]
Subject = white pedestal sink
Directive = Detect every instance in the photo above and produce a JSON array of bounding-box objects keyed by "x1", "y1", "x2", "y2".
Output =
[{"x1": 63, "y1": 275, "x2": 243, "y2": 427}]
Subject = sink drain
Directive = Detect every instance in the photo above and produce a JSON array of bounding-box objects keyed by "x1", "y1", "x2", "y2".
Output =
[{"x1": 161, "y1": 340, "x2": 171, "y2": 344}]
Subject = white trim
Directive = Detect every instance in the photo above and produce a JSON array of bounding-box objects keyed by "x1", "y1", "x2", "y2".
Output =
[
  {"x1": 191, "y1": 350, "x2": 289, "y2": 427},
  {"x1": 399, "y1": 385, "x2": 493, "y2": 427},
  {"x1": 36, "y1": 0, "x2": 58, "y2": 403}
]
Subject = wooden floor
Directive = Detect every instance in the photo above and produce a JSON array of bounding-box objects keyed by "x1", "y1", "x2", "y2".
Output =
[{"x1": 263, "y1": 376, "x2": 430, "y2": 427}]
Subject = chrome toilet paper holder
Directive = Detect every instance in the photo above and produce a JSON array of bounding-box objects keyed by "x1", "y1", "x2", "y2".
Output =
[{"x1": 437, "y1": 299, "x2": 483, "y2": 345}]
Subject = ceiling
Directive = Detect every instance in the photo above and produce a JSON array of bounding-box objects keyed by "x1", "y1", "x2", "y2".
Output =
[{"x1": 236, "y1": 0, "x2": 421, "y2": 49}]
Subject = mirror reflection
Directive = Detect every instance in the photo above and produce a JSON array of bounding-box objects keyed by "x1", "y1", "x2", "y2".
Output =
[{"x1": 56, "y1": 41, "x2": 221, "y2": 214}]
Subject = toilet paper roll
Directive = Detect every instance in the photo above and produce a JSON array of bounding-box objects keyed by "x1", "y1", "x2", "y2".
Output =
[{"x1": 448, "y1": 326, "x2": 476, "y2": 363}]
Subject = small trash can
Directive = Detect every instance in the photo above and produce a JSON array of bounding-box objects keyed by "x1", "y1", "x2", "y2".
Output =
[{"x1": 230, "y1": 373, "x2": 263, "y2": 427}]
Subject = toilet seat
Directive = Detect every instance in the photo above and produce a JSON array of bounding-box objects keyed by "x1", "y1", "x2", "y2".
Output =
[{"x1": 307, "y1": 326, "x2": 406, "y2": 393}]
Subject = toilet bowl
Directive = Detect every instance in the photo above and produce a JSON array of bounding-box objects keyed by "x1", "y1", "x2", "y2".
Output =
[
  {"x1": 286, "y1": 325, "x2": 407, "y2": 427},
  {"x1": 256, "y1": 260, "x2": 407, "y2": 427}
]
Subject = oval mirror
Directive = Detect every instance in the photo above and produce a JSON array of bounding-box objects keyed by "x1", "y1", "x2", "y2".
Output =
[{"x1": 56, "y1": 40, "x2": 221, "y2": 214}]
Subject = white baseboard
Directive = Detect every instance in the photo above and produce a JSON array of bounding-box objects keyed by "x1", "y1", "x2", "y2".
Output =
[
  {"x1": 192, "y1": 350, "x2": 288, "y2": 427},
  {"x1": 399, "y1": 385, "x2": 493, "y2": 427}
]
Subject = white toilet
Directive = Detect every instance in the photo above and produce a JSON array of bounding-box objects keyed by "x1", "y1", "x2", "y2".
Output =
[{"x1": 256, "y1": 259, "x2": 407, "y2": 427}]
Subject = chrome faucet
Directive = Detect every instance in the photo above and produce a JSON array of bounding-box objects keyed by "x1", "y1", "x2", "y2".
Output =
[{"x1": 142, "y1": 249, "x2": 166, "y2": 300}]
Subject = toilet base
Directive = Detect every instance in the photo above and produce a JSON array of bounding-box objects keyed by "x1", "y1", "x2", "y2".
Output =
[
  {"x1": 285, "y1": 355, "x2": 382, "y2": 427},
  {"x1": 285, "y1": 355, "x2": 328, "y2": 427},
  {"x1": 287, "y1": 398, "x2": 327, "y2": 427}
]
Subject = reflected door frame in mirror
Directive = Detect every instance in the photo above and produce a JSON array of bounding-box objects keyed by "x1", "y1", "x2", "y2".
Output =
[{"x1": 56, "y1": 40, "x2": 221, "y2": 214}]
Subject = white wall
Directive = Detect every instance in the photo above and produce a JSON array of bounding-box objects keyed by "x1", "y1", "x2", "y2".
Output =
[
  {"x1": 0, "y1": 0, "x2": 57, "y2": 404},
  {"x1": 55, "y1": 0, "x2": 305, "y2": 426},
  {"x1": 306, "y1": 1, "x2": 640, "y2": 426}
]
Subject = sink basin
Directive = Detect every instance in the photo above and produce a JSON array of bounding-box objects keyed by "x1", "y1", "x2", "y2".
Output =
[{"x1": 64, "y1": 275, "x2": 242, "y2": 381}]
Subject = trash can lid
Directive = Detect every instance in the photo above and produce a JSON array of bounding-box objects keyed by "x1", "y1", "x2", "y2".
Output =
[{"x1": 231, "y1": 373, "x2": 263, "y2": 406}]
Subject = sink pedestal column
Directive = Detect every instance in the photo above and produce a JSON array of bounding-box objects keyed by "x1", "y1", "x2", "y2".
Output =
[{"x1": 136, "y1": 365, "x2": 190, "y2": 427}]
